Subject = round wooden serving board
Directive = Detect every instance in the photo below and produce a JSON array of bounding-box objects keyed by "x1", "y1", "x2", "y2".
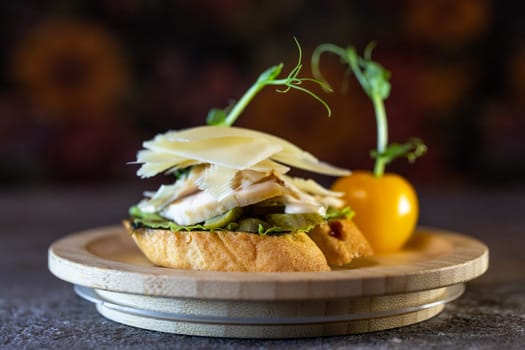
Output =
[{"x1": 48, "y1": 225, "x2": 488, "y2": 338}]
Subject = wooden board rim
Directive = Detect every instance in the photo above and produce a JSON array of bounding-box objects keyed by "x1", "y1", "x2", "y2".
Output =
[
  {"x1": 76, "y1": 284, "x2": 465, "y2": 325},
  {"x1": 71, "y1": 284, "x2": 464, "y2": 337},
  {"x1": 48, "y1": 225, "x2": 489, "y2": 301}
]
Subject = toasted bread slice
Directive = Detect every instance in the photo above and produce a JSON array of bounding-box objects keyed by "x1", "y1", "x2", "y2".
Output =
[
  {"x1": 123, "y1": 220, "x2": 330, "y2": 272},
  {"x1": 307, "y1": 219, "x2": 373, "y2": 266}
]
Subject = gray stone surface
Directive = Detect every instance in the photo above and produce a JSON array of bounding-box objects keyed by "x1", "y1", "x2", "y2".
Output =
[{"x1": 1, "y1": 187, "x2": 524, "y2": 349}]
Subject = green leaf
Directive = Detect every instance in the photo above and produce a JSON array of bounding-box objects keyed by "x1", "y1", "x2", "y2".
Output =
[
  {"x1": 258, "y1": 225, "x2": 289, "y2": 236},
  {"x1": 370, "y1": 138, "x2": 427, "y2": 164},
  {"x1": 129, "y1": 205, "x2": 164, "y2": 221},
  {"x1": 257, "y1": 64, "x2": 283, "y2": 83},
  {"x1": 324, "y1": 206, "x2": 355, "y2": 221},
  {"x1": 132, "y1": 218, "x2": 209, "y2": 232},
  {"x1": 363, "y1": 61, "x2": 391, "y2": 99},
  {"x1": 206, "y1": 108, "x2": 228, "y2": 126}
]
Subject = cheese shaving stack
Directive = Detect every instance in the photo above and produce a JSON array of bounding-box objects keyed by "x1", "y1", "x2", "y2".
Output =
[{"x1": 134, "y1": 125, "x2": 350, "y2": 225}]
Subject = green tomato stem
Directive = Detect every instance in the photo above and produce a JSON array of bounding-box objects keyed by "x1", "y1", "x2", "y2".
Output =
[
  {"x1": 373, "y1": 95, "x2": 388, "y2": 177},
  {"x1": 312, "y1": 42, "x2": 423, "y2": 175}
]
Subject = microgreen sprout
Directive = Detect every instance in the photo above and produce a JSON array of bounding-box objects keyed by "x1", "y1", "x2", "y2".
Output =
[
  {"x1": 312, "y1": 42, "x2": 426, "y2": 177},
  {"x1": 207, "y1": 37, "x2": 332, "y2": 127}
]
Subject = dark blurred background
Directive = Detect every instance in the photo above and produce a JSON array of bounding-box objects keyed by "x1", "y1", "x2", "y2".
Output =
[{"x1": 1, "y1": 0, "x2": 524, "y2": 189}]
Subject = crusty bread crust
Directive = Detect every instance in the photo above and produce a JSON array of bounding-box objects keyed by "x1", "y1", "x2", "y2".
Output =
[
  {"x1": 123, "y1": 221, "x2": 330, "y2": 272},
  {"x1": 307, "y1": 219, "x2": 373, "y2": 266}
]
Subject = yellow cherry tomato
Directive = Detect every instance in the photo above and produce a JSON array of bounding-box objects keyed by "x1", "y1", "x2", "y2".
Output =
[{"x1": 332, "y1": 170, "x2": 418, "y2": 254}]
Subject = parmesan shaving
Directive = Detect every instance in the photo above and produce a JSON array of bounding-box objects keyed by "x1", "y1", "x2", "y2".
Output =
[
  {"x1": 135, "y1": 126, "x2": 350, "y2": 178},
  {"x1": 140, "y1": 135, "x2": 281, "y2": 171},
  {"x1": 285, "y1": 177, "x2": 344, "y2": 197}
]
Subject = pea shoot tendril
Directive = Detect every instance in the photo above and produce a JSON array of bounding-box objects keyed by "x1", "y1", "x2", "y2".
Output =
[{"x1": 207, "y1": 37, "x2": 331, "y2": 127}]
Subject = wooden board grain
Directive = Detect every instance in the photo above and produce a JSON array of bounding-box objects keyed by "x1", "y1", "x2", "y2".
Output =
[{"x1": 48, "y1": 225, "x2": 488, "y2": 301}]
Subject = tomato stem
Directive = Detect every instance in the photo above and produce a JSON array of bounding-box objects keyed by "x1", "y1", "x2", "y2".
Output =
[
  {"x1": 312, "y1": 42, "x2": 427, "y2": 176},
  {"x1": 373, "y1": 95, "x2": 388, "y2": 177}
]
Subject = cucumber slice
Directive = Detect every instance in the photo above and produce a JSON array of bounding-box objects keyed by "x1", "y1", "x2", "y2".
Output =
[
  {"x1": 238, "y1": 218, "x2": 271, "y2": 233},
  {"x1": 247, "y1": 199, "x2": 285, "y2": 216},
  {"x1": 265, "y1": 213, "x2": 324, "y2": 230},
  {"x1": 204, "y1": 207, "x2": 243, "y2": 229}
]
